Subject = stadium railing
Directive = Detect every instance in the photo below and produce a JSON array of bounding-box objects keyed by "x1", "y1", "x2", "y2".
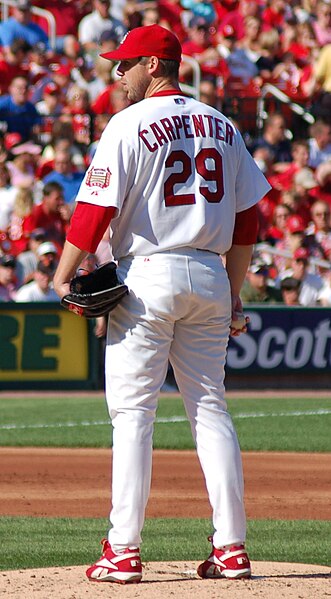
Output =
[{"x1": 0, "y1": 0, "x2": 56, "y2": 50}]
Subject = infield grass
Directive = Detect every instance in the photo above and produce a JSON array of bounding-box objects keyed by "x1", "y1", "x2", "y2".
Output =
[
  {"x1": 0, "y1": 394, "x2": 330, "y2": 451},
  {"x1": 0, "y1": 516, "x2": 330, "y2": 571}
]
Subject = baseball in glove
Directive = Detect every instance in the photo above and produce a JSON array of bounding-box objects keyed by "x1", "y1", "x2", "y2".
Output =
[{"x1": 61, "y1": 261, "x2": 128, "y2": 318}]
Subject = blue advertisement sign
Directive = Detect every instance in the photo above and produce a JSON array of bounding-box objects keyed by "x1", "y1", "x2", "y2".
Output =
[{"x1": 227, "y1": 307, "x2": 331, "y2": 373}]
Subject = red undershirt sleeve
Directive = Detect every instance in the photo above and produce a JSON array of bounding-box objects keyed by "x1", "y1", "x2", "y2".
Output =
[
  {"x1": 66, "y1": 202, "x2": 117, "y2": 253},
  {"x1": 232, "y1": 205, "x2": 258, "y2": 245}
]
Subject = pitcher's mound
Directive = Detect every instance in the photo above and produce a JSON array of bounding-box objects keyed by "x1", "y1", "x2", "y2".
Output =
[{"x1": 1, "y1": 561, "x2": 330, "y2": 599}]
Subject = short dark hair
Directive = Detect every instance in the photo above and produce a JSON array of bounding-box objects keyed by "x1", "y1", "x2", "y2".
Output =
[
  {"x1": 281, "y1": 277, "x2": 301, "y2": 291},
  {"x1": 139, "y1": 56, "x2": 179, "y2": 78},
  {"x1": 43, "y1": 181, "x2": 64, "y2": 196},
  {"x1": 10, "y1": 38, "x2": 31, "y2": 53}
]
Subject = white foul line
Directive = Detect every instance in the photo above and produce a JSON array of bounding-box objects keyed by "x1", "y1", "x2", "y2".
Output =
[{"x1": 0, "y1": 409, "x2": 330, "y2": 431}]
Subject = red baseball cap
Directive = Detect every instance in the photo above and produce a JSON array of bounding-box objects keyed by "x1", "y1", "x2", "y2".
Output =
[
  {"x1": 4, "y1": 132, "x2": 22, "y2": 151},
  {"x1": 100, "y1": 25, "x2": 182, "y2": 63},
  {"x1": 293, "y1": 247, "x2": 310, "y2": 261},
  {"x1": 220, "y1": 24, "x2": 236, "y2": 39},
  {"x1": 51, "y1": 63, "x2": 72, "y2": 77},
  {"x1": 287, "y1": 215, "x2": 305, "y2": 234},
  {"x1": 43, "y1": 82, "x2": 60, "y2": 96}
]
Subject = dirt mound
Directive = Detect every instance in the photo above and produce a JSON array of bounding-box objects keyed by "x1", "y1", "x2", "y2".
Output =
[{"x1": 1, "y1": 561, "x2": 330, "y2": 599}]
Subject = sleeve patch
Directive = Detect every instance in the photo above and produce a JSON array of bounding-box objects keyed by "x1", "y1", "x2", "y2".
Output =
[{"x1": 86, "y1": 167, "x2": 112, "y2": 188}]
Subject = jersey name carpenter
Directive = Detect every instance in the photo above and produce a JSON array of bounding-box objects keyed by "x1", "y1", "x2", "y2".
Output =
[{"x1": 139, "y1": 114, "x2": 234, "y2": 153}]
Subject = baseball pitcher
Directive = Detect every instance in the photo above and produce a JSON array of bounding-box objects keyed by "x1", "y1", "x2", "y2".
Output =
[{"x1": 54, "y1": 24, "x2": 271, "y2": 585}]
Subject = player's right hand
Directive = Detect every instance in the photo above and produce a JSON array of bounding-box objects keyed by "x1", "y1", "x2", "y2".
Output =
[{"x1": 230, "y1": 314, "x2": 250, "y2": 337}]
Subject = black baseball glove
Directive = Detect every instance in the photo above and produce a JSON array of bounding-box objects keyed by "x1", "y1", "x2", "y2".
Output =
[{"x1": 61, "y1": 261, "x2": 128, "y2": 318}]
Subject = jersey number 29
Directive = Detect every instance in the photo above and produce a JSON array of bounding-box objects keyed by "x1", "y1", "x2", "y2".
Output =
[{"x1": 164, "y1": 148, "x2": 224, "y2": 206}]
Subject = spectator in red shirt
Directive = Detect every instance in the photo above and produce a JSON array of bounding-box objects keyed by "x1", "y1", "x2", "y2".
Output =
[
  {"x1": 274, "y1": 214, "x2": 308, "y2": 274},
  {"x1": 158, "y1": 0, "x2": 187, "y2": 43},
  {"x1": 261, "y1": 0, "x2": 289, "y2": 33},
  {"x1": 180, "y1": 16, "x2": 229, "y2": 87},
  {"x1": 285, "y1": 21, "x2": 318, "y2": 68},
  {"x1": 30, "y1": 181, "x2": 71, "y2": 254},
  {"x1": 265, "y1": 202, "x2": 292, "y2": 244},
  {"x1": 38, "y1": 120, "x2": 86, "y2": 175},
  {"x1": 274, "y1": 168, "x2": 317, "y2": 229},
  {"x1": 252, "y1": 145, "x2": 280, "y2": 240},
  {"x1": 216, "y1": 0, "x2": 262, "y2": 41},
  {"x1": 31, "y1": 63, "x2": 73, "y2": 105},
  {"x1": 297, "y1": 45, "x2": 321, "y2": 101},
  {"x1": 268, "y1": 140, "x2": 312, "y2": 195},
  {"x1": 91, "y1": 80, "x2": 129, "y2": 115},
  {"x1": 0, "y1": 39, "x2": 30, "y2": 94}
]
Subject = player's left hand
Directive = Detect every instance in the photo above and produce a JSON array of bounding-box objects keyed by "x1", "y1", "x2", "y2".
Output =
[{"x1": 230, "y1": 294, "x2": 249, "y2": 337}]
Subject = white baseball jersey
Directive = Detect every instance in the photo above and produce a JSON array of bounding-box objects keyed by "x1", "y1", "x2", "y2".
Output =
[{"x1": 75, "y1": 93, "x2": 271, "y2": 259}]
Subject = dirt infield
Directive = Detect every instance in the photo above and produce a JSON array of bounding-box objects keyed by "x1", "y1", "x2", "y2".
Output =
[
  {"x1": 0, "y1": 447, "x2": 330, "y2": 598},
  {"x1": 0, "y1": 448, "x2": 330, "y2": 519}
]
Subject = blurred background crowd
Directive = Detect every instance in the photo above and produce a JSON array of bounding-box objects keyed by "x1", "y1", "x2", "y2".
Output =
[{"x1": 0, "y1": 0, "x2": 331, "y2": 308}]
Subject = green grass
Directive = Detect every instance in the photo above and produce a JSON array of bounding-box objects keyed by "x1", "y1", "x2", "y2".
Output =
[
  {"x1": 0, "y1": 395, "x2": 330, "y2": 452},
  {"x1": 0, "y1": 517, "x2": 329, "y2": 571}
]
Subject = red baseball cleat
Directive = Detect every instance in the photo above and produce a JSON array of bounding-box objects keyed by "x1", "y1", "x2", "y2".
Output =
[
  {"x1": 86, "y1": 538, "x2": 142, "y2": 584},
  {"x1": 197, "y1": 539, "x2": 251, "y2": 579}
]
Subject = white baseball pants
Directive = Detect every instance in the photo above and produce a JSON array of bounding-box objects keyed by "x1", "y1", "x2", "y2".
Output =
[{"x1": 105, "y1": 249, "x2": 246, "y2": 552}]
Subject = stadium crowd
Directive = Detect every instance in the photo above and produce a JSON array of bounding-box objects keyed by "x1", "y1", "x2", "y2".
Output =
[{"x1": 0, "y1": 0, "x2": 331, "y2": 307}]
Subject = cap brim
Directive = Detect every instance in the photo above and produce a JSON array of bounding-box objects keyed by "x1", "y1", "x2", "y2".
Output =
[{"x1": 100, "y1": 49, "x2": 130, "y2": 61}]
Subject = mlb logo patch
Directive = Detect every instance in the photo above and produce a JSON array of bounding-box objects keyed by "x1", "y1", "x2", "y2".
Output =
[
  {"x1": 174, "y1": 98, "x2": 186, "y2": 105},
  {"x1": 86, "y1": 167, "x2": 111, "y2": 188}
]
